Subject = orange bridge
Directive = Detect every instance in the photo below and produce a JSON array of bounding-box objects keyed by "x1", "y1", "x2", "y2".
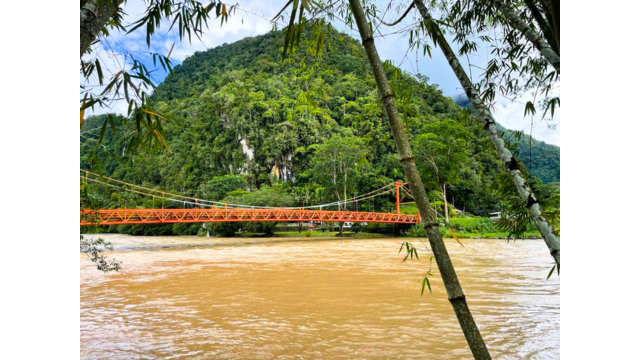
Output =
[
  {"x1": 80, "y1": 170, "x2": 419, "y2": 226},
  {"x1": 80, "y1": 208, "x2": 420, "y2": 226}
]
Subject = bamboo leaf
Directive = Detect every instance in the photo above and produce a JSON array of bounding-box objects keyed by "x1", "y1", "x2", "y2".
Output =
[
  {"x1": 142, "y1": 109, "x2": 166, "y2": 119},
  {"x1": 107, "y1": 114, "x2": 117, "y2": 134},
  {"x1": 421, "y1": 276, "x2": 432, "y2": 296},
  {"x1": 167, "y1": 41, "x2": 175, "y2": 58},
  {"x1": 95, "y1": 59, "x2": 104, "y2": 85},
  {"x1": 546, "y1": 265, "x2": 556, "y2": 280},
  {"x1": 448, "y1": 228, "x2": 464, "y2": 247},
  {"x1": 97, "y1": 120, "x2": 107, "y2": 146},
  {"x1": 315, "y1": 32, "x2": 325, "y2": 56},
  {"x1": 80, "y1": 102, "x2": 86, "y2": 128}
]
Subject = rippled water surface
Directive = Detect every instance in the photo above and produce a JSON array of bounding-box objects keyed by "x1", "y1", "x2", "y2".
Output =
[{"x1": 80, "y1": 235, "x2": 559, "y2": 359}]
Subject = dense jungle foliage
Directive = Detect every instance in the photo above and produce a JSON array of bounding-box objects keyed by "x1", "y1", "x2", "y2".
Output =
[{"x1": 80, "y1": 26, "x2": 559, "y2": 236}]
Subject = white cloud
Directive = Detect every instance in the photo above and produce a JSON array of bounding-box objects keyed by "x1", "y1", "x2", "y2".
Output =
[{"x1": 492, "y1": 96, "x2": 561, "y2": 146}]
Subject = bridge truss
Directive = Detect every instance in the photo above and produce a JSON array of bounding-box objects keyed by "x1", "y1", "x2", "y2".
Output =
[{"x1": 80, "y1": 208, "x2": 420, "y2": 226}]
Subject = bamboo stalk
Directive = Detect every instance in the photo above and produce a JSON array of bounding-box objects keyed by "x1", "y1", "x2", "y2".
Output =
[
  {"x1": 491, "y1": 0, "x2": 560, "y2": 73},
  {"x1": 347, "y1": 0, "x2": 492, "y2": 358},
  {"x1": 414, "y1": 0, "x2": 560, "y2": 270}
]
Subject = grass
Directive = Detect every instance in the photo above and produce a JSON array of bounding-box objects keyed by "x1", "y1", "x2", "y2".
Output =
[{"x1": 446, "y1": 231, "x2": 541, "y2": 239}]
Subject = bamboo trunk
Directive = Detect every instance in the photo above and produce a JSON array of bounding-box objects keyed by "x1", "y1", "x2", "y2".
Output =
[
  {"x1": 414, "y1": 0, "x2": 560, "y2": 270},
  {"x1": 347, "y1": 0, "x2": 492, "y2": 358},
  {"x1": 80, "y1": 0, "x2": 124, "y2": 58},
  {"x1": 491, "y1": 0, "x2": 560, "y2": 73}
]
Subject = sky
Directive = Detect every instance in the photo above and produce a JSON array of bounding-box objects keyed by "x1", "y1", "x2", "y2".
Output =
[{"x1": 83, "y1": 0, "x2": 560, "y2": 146}]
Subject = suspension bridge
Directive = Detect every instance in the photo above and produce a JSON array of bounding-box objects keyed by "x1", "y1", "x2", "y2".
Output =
[{"x1": 80, "y1": 170, "x2": 420, "y2": 226}]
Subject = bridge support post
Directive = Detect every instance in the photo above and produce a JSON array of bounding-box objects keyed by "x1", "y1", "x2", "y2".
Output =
[{"x1": 395, "y1": 181, "x2": 401, "y2": 215}]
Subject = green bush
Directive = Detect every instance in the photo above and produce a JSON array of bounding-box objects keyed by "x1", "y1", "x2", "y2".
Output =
[
  {"x1": 406, "y1": 217, "x2": 502, "y2": 238},
  {"x1": 407, "y1": 223, "x2": 427, "y2": 237},
  {"x1": 304, "y1": 230, "x2": 312, "y2": 237},
  {"x1": 246, "y1": 222, "x2": 276, "y2": 236},
  {"x1": 448, "y1": 217, "x2": 496, "y2": 233},
  {"x1": 172, "y1": 223, "x2": 200, "y2": 236},
  {"x1": 212, "y1": 223, "x2": 237, "y2": 237}
]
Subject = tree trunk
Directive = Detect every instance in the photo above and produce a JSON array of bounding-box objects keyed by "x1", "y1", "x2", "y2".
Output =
[
  {"x1": 414, "y1": 0, "x2": 560, "y2": 270},
  {"x1": 80, "y1": 0, "x2": 124, "y2": 58},
  {"x1": 443, "y1": 184, "x2": 449, "y2": 223},
  {"x1": 523, "y1": 0, "x2": 559, "y2": 54},
  {"x1": 491, "y1": 0, "x2": 560, "y2": 73},
  {"x1": 347, "y1": 1, "x2": 491, "y2": 358}
]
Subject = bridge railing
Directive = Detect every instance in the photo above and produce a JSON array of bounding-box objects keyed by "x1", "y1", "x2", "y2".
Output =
[{"x1": 80, "y1": 208, "x2": 420, "y2": 226}]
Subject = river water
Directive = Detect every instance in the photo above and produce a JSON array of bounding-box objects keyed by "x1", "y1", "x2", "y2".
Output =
[{"x1": 80, "y1": 235, "x2": 559, "y2": 359}]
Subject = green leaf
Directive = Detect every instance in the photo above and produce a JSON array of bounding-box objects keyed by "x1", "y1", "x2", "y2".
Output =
[
  {"x1": 524, "y1": 101, "x2": 536, "y2": 117},
  {"x1": 546, "y1": 265, "x2": 556, "y2": 280},
  {"x1": 96, "y1": 120, "x2": 107, "y2": 146},
  {"x1": 95, "y1": 59, "x2": 104, "y2": 85},
  {"x1": 167, "y1": 41, "x2": 175, "y2": 58},
  {"x1": 421, "y1": 277, "x2": 432, "y2": 296},
  {"x1": 107, "y1": 114, "x2": 116, "y2": 134},
  {"x1": 315, "y1": 32, "x2": 325, "y2": 56}
]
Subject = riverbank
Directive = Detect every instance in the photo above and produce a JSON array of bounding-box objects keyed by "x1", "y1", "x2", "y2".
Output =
[{"x1": 80, "y1": 216, "x2": 544, "y2": 240}]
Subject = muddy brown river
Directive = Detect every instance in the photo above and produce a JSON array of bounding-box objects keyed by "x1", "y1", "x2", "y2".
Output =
[{"x1": 80, "y1": 235, "x2": 559, "y2": 359}]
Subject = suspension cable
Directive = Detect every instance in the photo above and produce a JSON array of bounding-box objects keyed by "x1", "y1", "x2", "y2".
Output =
[{"x1": 82, "y1": 169, "x2": 400, "y2": 211}]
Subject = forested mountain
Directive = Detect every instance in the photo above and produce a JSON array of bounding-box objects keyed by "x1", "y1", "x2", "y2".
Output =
[
  {"x1": 81, "y1": 25, "x2": 559, "y2": 221},
  {"x1": 455, "y1": 96, "x2": 560, "y2": 183}
]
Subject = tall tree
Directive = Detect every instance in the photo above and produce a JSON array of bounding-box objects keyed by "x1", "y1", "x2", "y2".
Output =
[
  {"x1": 80, "y1": 0, "x2": 235, "y2": 151},
  {"x1": 413, "y1": 0, "x2": 560, "y2": 269},
  {"x1": 80, "y1": 0, "x2": 124, "y2": 58},
  {"x1": 445, "y1": 0, "x2": 560, "y2": 119},
  {"x1": 414, "y1": 119, "x2": 471, "y2": 223},
  {"x1": 490, "y1": 0, "x2": 559, "y2": 72},
  {"x1": 310, "y1": 134, "x2": 368, "y2": 234},
  {"x1": 338, "y1": 1, "x2": 492, "y2": 357}
]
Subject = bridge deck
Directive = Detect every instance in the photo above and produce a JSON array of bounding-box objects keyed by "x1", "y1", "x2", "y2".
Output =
[{"x1": 80, "y1": 208, "x2": 420, "y2": 226}]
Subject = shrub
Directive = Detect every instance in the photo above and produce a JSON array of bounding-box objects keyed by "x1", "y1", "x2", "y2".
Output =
[
  {"x1": 406, "y1": 223, "x2": 427, "y2": 237},
  {"x1": 246, "y1": 222, "x2": 276, "y2": 236},
  {"x1": 448, "y1": 217, "x2": 496, "y2": 233},
  {"x1": 211, "y1": 223, "x2": 237, "y2": 237},
  {"x1": 304, "y1": 230, "x2": 312, "y2": 237}
]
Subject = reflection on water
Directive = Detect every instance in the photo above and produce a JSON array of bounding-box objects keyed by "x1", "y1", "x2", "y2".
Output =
[{"x1": 81, "y1": 234, "x2": 559, "y2": 359}]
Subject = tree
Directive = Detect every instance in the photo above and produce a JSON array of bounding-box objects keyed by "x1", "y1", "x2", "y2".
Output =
[
  {"x1": 413, "y1": 0, "x2": 560, "y2": 270},
  {"x1": 309, "y1": 134, "x2": 368, "y2": 234},
  {"x1": 200, "y1": 175, "x2": 247, "y2": 201},
  {"x1": 414, "y1": 119, "x2": 471, "y2": 223},
  {"x1": 80, "y1": 0, "x2": 235, "y2": 151},
  {"x1": 443, "y1": 0, "x2": 560, "y2": 118},
  {"x1": 222, "y1": 183, "x2": 295, "y2": 236},
  {"x1": 278, "y1": 1, "x2": 492, "y2": 357}
]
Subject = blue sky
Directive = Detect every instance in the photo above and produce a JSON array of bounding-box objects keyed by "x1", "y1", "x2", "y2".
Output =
[{"x1": 83, "y1": 0, "x2": 560, "y2": 145}]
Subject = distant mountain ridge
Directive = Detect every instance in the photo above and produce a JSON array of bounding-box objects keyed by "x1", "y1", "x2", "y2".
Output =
[{"x1": 454, "y1": 96, "x2": 559, "y2": 183}]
